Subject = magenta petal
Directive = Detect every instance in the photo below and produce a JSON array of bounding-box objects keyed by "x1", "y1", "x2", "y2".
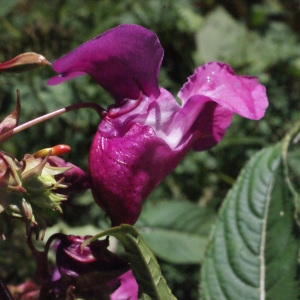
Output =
[
  {"x1": 47, "y1": 71, "x2": 86, "y2": 85},
  {"x1": 144, "y1": 88, "x2": 233, "y2": 151},
  {"x1": 110, "y1": 270, "x2": 138, "y2": 300},
  {"x1": 178, "y1": 62, "x2": 268, "y2": 120},
  {"x1": 188, "y1": 97, "x2": 234, "y2": 151},
  {"x1": 166, "y1": 94, "x2": 234, "y2": 151},
  {"x1": 48, "y1": 24, "x2": 163, "y2": 102}
]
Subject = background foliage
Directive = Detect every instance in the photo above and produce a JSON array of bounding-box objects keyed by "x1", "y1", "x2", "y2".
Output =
[{"x1": 1, "y1": 0, "x2": 300, "y2": 299}]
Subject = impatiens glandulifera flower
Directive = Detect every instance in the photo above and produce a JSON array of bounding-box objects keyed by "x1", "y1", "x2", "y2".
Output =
[
  {"x1": 48, "y1": 24, "x2": 269, "y2": 226},
  {"x1": 29, "y1": 233, "x2": 130, "y2": 299},
  {"x1": 0, "y1": 148, "x2": 73, "y2": 236},
  {"x1": 55, "y1": 235, "x2": 129, "y2": 278}
]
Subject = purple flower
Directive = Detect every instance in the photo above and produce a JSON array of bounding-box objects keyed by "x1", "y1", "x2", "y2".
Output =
[
  {"x1": 54, "y1": 235, "x2": 129, "y2": 278},
  {"x1": 48, "y1": 24, "x2": 268, "y2": 226},
  {"x1": 30, "y1": 233, "x2": 130, "y2": 299},
  {"x1": 52, "y1": 235, "x2": 132, "y2": 299}
]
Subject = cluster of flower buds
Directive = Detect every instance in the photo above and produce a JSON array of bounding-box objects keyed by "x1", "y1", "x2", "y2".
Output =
[
  {"x1": 0, "y1": 149, "x2": 71, "y2": 238},
  {"x1": 0, "y1": 64, "x2": 78, "y2": 238}
]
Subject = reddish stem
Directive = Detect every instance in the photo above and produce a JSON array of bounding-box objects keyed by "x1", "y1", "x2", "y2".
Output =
[{"x1": 0, "y1": 102, "x2": 106, "y2": 143}]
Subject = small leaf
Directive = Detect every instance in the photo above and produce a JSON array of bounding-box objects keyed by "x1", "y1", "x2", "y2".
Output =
[
  {"x1": 200, "y1": 145, "x2": 299, "y2": 300},
  {"x1": 0, "y1": 52, "x2": 51, "y2": 73},
  {"x1": 83, "y1": 225, "x2": 177, "y2": 300}
]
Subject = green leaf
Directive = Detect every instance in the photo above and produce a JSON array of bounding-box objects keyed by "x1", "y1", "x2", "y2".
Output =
[
  {"x1": 141, "y1": 229, "x2": 207, "y2": 264},
  {"x1": 200, "y1": 145, "x2": 299, "y2": 300},
  {"x1": 281, "y1": 120, "x2": 300, "y2": 219},
  {"x1": 137, "y1": 201, "x2": 215, "y2": 236},
  {"x1": 135, "y1": 201, "x2": 216, "y2": 264},
  {"x1": 83, "y1": 225, "x2": 177, "y2": 300}
]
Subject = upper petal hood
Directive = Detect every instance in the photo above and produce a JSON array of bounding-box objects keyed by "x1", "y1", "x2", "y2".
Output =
[{"x1": 48, "y1": 24, "x2": 163, "y2": 103}]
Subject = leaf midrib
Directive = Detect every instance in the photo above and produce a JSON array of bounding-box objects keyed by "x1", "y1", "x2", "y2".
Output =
[{"x1": 259, "y1": 174, "x2": 275, "y2": 300}]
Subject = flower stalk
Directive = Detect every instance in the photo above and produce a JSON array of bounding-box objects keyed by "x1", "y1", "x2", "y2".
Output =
[{"x1": 0, "y1": 102, "x2": 105, "y2": 144}]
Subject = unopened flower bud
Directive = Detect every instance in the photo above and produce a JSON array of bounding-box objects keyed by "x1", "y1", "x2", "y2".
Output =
[
  {"x1": 0, "y1": 52, "x2": 51, "y2": 73},
  {"x1": 0, "y1": 149, "x2": 72, "y2": 235},
  {"x1": 33, "y1": 144, "x2": 71, "y2": 158},
  {"x1": 22, "y1": 198, "x2": 34, "y2": 221}
]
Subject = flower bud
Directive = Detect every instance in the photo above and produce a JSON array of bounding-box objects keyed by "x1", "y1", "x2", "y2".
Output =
[
  {"x1": 47, "y1": 155, "x2": 90, "y2": 195},
  {"x1": 33, "y1": 144, "x2": 71, "y2": 158},
  {"x1": 0, "y1": 150, "x2": 71, "y2": 235},
  {"x1": 0, "y1": 52, "x2": 51, "y2": 73}
]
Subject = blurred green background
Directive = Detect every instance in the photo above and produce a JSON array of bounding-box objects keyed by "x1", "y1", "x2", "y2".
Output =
[{"x1": 1, "y1": 0, "x2": 300, "y2": 299}]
